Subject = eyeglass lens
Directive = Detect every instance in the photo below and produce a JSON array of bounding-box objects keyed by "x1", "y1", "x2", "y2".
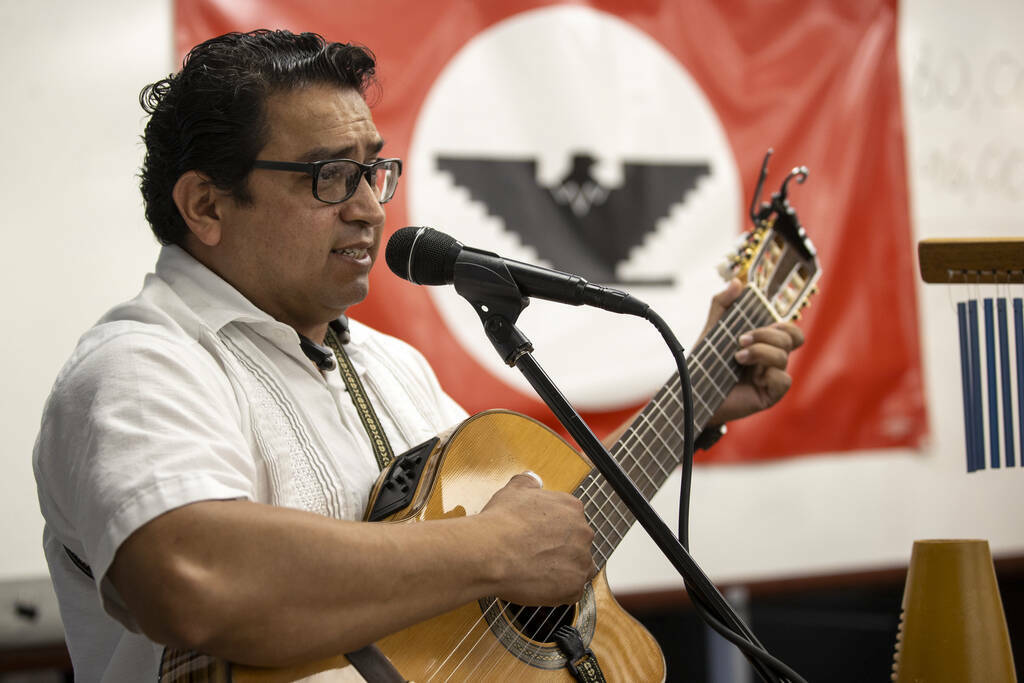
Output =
[{"x1": 317, "y1": 160, "x2": 399, "y2": 203}]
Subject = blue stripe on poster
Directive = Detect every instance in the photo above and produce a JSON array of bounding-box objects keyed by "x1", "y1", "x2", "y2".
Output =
[
  {"x1": 997, "y1": 298, "x2": 1015, "y2": 467},
  {"x1": 968, "y1": 300, "x2": 985, "y2": 470},
  {"x1": 984, "y1": 299, "x2": 1000, "y2": 468},
  {"x1": 1015, "y1": 298, "x2": 1023, "y2": 468},
  {"x1": 958, "y1": 303, "x2": 977, "y2": 472}
]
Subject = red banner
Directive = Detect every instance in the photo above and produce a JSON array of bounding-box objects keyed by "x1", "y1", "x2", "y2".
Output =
[{"x1": 176, "y1": 0, "x2": 927, "y2": 462}]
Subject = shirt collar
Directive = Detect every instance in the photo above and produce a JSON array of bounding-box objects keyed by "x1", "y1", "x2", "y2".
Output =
[
  {"x1": 154, "y1": 245, "x2": 281, "y2": 333},
  {"x1": 154, "y1": 245, "x2": 364, "y2": 353}
]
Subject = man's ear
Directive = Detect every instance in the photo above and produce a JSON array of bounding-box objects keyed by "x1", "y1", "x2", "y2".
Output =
[{"x1": 172, "y1": 171, "x2": 225, "y2": 247}]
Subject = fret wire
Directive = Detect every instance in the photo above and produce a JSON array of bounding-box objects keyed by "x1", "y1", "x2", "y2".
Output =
[
  {"x1": 635, "y1": 405, "x2": 683, "y2": 480},
  {"x1": 666, "y1": 377, "x2": 709, "y2": 434},
  {"x1": 734, "y1": 306, "x2": 758, "y2": 328},
  {"x1": 617, "y1": 405, "x2": 676, "y2": 478},
  {"x1": 708, "y1": 359, "x2": 740, "y2": 392},
  {"x1": 653, "y1": 388, "x2": 688, "y2": 429},
  {"x1": 684, "y1": 356, "x2": 716, "y2": 393},
  {"x1": 672, "y1": 367, "x2": 713, "y2": 420},
  {"x1": 578, "y1": 489, "x2": 625, "y2": 564},
  {"x1": 578, "y1": 478, "x2": 620, "y2": 522},
  {"x1": 638, "y1": 408, "x2": 683, "y2": 476},
  {"x1": 640, "y1": 402, "x2": 685, "y2": 450},
  {"x1": 694, "y1": 339, "x2": 733, "y2": 377},
  {"x1": 584, "y1": 496, "x2": 632, "y2": 538},
  {"x1": 585, "y1": 458, "x2": 655, "y2": 511},
  {"x1": 581, "y1": 481, "x2": 634, "y2": 540},
  {"x1": 583, "y1": 514, "x2": 615, "y2": 548},
  {"x1": 607, "y1": 442, "x2": 649, "y2": 486},
  {"x1": 737, "y1": 301, "x2": 774, "y2": 330},
  {"x1": 582, "y1": 497, "x2": 633, "y2": 562},
  {"x1": 578, "y1": 287, "x2": 784, "y2": 565},
  {"x1": 700, "y1": 342, "x2": 733, "y2": 385},
  {"x1": 690, "y1": 378, "x2": 717, "y2": 417},
  {"x1": 617, "y1": 418, "x2": 669, "y2": 474},
  {"x1": 608, "y1": 435, "x2": 660, "y2": 496},
  {"x1": 581, "y1": 477, "x2": 636, "y2": 531}
]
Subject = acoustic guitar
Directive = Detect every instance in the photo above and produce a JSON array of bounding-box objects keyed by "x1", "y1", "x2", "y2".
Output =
[{"x1": 159, "y1": 208, "x2": 821, "y2": 682}]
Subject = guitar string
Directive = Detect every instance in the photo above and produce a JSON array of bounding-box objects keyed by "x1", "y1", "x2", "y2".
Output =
[
  {"x1": 429, "y1": 291, "x2": 770, "y2": 680},
  {"x1": 492, "y1": 300, "x2": 757, "y2": 674},
  {"x1": 578, "y1": 292, "x2": 766, "y2": 559},
  {"x1": 588, "y1": 291, "x2": 763, "y2": 524},
  {"x1": 425, "y1": 394, "x2": 721, "y2": 678},
  {"x1": 496, "y1": 295, "x2": 765, "y2": 677},
  {"x1": 600, "y1": 291, "x2": 760, "y2": 489},
  {"x1": 575, "y1": 299, "x2": 756, "y2": 561},
  {"x1": 434, "y1": 295, "x2": 765, "y2": 681},
  {"x1": 572, "y1": 293, "x2": 770, "y2": 580},
  {"x1": 452, "y1": 291, "x2": 767, "y2": 680},
  {"x1": 462, "y1": 297, "x2": 765, "y2": 681}
]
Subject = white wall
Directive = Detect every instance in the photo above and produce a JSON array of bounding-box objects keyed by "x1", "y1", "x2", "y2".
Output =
[
  {"x1": 0, "y1": 0, "x2": 1021, "y2": 598},
  {"x1": 0, "y1": 0, "x2": 169, "y2": 580}
]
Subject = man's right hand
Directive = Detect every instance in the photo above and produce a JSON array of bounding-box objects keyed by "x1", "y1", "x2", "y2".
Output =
[{"x1": 478, "y1": 472, "x2": 597, "y2": 606}]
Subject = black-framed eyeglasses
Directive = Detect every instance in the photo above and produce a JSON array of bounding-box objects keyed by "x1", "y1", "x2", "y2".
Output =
[{"x1": 251, "y1": 157, "x2": 403, "y2": 205}]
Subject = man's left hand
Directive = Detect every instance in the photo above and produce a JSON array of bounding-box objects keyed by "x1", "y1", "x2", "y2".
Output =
[{"x1": 698, "y1": 279, "x2": 805, "y2": 425}]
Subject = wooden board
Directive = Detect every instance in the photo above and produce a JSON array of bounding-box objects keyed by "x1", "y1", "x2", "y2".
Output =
[{"x1": 918, "y1": 238, "x2": 1024, "y2": 283}]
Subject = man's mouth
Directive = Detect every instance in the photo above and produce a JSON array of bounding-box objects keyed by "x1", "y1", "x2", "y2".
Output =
[{"x1": 331, "y1": 247, "x2": 369, "y2": 259}]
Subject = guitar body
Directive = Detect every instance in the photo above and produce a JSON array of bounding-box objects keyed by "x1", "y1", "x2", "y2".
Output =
[{"x1": 160, "y1": 411, "x2": 665, "y2": 682}]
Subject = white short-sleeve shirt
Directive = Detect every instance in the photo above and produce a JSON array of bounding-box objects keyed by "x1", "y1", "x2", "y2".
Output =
[{"x1": 33, "y1": 245, "x2": 468, "y2": 682}]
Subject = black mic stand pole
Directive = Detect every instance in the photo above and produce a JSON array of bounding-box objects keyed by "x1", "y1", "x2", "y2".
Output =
[{"x1": 450, "y1": 253, "x2": 779, "y2": 683}]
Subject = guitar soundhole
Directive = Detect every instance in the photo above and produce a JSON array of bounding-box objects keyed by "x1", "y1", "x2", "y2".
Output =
[
  {"x1": 477, "y1": 583, "x2": 597, "y2": 669},
  {"x1": 499, "y1": 601, "x2": 576, "y2": 643}
]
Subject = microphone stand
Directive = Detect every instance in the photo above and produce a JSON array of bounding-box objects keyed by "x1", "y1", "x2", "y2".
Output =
[{"x1": 450, "y1": 251, "x2": 777, "y2": 681}]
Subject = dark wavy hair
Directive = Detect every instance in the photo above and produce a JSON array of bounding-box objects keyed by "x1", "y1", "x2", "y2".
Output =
[{"x1": 139, "y1": 30, "x2": 378, "y2": 246}]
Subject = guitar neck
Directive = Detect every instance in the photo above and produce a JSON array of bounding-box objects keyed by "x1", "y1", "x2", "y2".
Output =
[{"x1": 576, "y1": 287, "x2": 776, "y2": 569}]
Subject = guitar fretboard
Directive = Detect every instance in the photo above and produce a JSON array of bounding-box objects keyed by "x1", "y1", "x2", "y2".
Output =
[{"x1": 574, "y1": 288, "x2": 776, "y2": 568}]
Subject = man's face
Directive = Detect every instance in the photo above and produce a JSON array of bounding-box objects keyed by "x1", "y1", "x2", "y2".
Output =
[{"x1": 212, "y1": 84, "x2": 387, "y2": 338}]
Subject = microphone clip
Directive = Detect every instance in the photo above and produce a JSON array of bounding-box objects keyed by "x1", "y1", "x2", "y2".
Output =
[{"x1": 451, "y1": 249, "x2": 534, "y2": 366}]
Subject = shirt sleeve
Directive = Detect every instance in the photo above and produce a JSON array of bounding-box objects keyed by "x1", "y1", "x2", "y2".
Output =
[{"x1": 34, "y1": 325, "x2": 257, "y2": 628}]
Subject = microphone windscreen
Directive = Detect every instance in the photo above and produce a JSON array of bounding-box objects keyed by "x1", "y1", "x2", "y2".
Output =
[{"x1": 385, "y1": 226, "x2": 458, "y2": 285}]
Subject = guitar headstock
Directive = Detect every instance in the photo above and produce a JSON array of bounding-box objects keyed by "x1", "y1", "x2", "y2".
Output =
[{"x1": 718, "y1": 150, "x2": 822, "y2": 322}]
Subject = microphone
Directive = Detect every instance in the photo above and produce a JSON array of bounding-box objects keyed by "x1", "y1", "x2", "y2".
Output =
[{"x1": 385, "y1": 226, "x2": 649, "y2": 316}]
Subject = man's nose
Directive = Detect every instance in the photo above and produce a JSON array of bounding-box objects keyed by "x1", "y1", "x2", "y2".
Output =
[{"x1": 340, "y1": 174, "x2": 387, "y2": 226}]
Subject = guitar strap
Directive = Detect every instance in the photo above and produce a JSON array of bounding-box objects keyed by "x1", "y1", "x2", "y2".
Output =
[
  {"x1": 346, "y1": 644, "x2": 409, "y2": 683},
  {"x1": 323, "y1": 319, "x2": 396, "y2": 471},
  {"x1": 321, "y1": 319, "x2": 412, "y2": 682}
]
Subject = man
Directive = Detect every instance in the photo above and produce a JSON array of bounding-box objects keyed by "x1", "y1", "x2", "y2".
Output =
[{"x1": 34, "y1": 30, "x2": 803, "y2": 681}]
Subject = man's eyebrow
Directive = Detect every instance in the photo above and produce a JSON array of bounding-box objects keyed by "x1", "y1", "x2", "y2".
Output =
[{"x1": 296, "y1": 139, "x2": 386, "y2": 163}]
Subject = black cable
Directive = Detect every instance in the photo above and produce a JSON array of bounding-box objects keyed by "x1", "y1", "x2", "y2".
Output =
[
  {"x1": 641, "y1": 309, "x2": 695, "y2": 550},
  {"x1": 643, "y1": 307, "x2": 777, "y2": 683},
  {"x1": 641, "y1": 307, "x2": 807, "y2": 683},
  {"x1": 695, "y1": 600, "x2": 808, "y2": 683}
]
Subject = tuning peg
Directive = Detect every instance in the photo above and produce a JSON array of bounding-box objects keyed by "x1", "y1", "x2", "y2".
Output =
[{"x1": 810, "y1": 285, "x2": 819, "y2": 296}]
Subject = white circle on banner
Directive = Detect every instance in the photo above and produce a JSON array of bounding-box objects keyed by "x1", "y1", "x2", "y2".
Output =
[{"x1": 407, "y1": 5, "x2": 741, "y2": 410}]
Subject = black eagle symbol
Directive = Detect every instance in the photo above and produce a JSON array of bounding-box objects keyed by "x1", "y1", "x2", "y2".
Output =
[{"x1": 437, "y1": 153, "x2": 711, "y2": 285}]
